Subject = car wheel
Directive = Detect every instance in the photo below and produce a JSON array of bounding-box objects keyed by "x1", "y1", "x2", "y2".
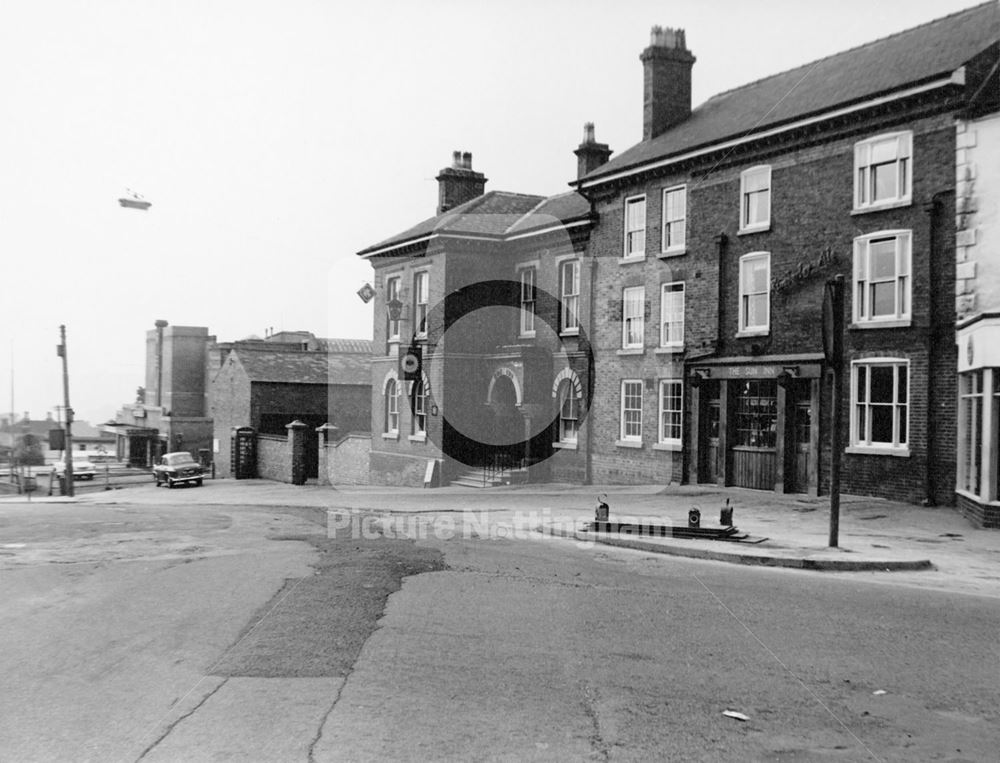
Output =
[
  {"x1": 167, "y1": 478, "x2": 175, "y2": 489},
  {"x1": 195, "y1": 478, "x2": 203, "y2": 487},
  {"x1": 154, "y1": 476, "x2": 161, "y2": 487}
]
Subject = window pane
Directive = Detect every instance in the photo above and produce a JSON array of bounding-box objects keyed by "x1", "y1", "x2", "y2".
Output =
[
  {"x1": 869, "y1": 240, "x2": 896, "y2": 278},
  {"x1": 748, "y1": 294, "x2": 767, "y2": 327},
  {"x1": 870, "y1": 138, "x2": 898, "y2": 164},
  {"x1": 870, "y1": 405, "x2": 893, "y2": 443},
  {"x1": 870, "y1": 366, "x2": 894, "y2": 403},
  {"x1": 873, "y1": 163, "x2": 898, "y2": 201},
  {"x1": 856, "y1": 366, "x2": 867, "y2": 402},
  {"x1": 898, "y1": 366, "x2": 907, "y2": 400},
  {"x1": 744, "y1": 169, "x2": 768, "y2": 192},
  {"x1": 871, "y1": 281, "x2": 895, "y2": 316}
]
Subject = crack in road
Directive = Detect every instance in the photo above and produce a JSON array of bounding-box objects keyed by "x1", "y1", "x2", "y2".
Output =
[
  {"x1": 133, "y1": 677, "x2": 229, "y2": 762},
  {"x1": 580, "y1": 682, "x2": 611, "y2": 761}
]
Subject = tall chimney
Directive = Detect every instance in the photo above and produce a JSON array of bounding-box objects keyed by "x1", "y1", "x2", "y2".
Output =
[
  {"x1": 574, "y1": 122, "x2": 613, "y2": 179},
  {"x1": 640, "y1": 26, "x2": 695, "y2": 141},
  {"x1": 436, "y1": 151, "x2": 487, "y2": 214}
]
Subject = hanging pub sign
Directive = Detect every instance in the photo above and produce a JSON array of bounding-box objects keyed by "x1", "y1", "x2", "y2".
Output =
[{"x1": 822, "y1": 275, "x2": 845, "y2": 370}]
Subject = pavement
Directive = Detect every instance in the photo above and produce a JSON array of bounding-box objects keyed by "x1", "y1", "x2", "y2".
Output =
[{"x1": 5, "y1": 477, "x2": 1000, "y2": 585}]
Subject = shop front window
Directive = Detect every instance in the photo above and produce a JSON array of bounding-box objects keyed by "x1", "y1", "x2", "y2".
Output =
[{"x1": 734, "y1": 380, "x2": 777, "y2": 448}]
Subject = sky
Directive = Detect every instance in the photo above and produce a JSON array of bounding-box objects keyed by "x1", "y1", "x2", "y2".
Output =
[{"x1": 0, "y1": 0, "x2": 988, "y2": 426}]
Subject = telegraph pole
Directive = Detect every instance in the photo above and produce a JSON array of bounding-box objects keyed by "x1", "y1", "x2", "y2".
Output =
[{"x1": 57, "y1": 325, "x2": 74, "y2": 496}]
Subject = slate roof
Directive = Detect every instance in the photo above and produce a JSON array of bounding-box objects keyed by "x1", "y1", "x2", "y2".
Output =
[
  {"x1": 506, "y1": 192, "x2": 591, "y2": 236},
  {"x1": 317, "y1": 338, "x2": 374, "y2": 355},
  {"x1": 234, "y1": 347, "x2": 370, "y2": 386},
  {"x1": 581, "y1": 1, "x2": 1000, "y2": 184},
  {"x1": 359, "y1": 190, "x2": 592, "y2": 256}
]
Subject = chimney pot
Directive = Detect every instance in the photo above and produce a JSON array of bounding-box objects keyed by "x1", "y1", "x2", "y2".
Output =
[
  {"x1": 641, "y1": 26, "x2": 695, "y2": 141},
  {"x1": 436, "y1": 151, "x2": 487, "y2": 214},
  {"x1": 574, "y1": 122, "x2": 612, "y2": 180}
]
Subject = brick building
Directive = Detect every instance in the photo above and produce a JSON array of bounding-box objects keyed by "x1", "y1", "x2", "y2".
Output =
[
  {"x1": 358, "y1": 4, "x2": 999, "y2": 507},
  {"x1": 574, "y1": 5, "x2": 997, "y2": 504},
  {"x1": 210, "y1": 339, "x2": 372, "y2": 479},
  {"x1": 107, "y1": 321, "x2": 216, "y2": 466},
  {"x1": 955, "y1": 36, "x2": 1000, "y2": 526},
  {"x1": 358, "y1": 148, "x2": 601, "y2": 487}
]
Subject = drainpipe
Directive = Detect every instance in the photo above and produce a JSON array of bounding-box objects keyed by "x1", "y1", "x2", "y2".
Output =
[
  {"x1": 922, "y1": 192, "x2": 949, "y2": 507},
  {"x1": 585, "y1": 255, "x2": 598, "y2": 485},
  {"x1": 715, "y1": 234, "x2": 728, "y2": 351}
]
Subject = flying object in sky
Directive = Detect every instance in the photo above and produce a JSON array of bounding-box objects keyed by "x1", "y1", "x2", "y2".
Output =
[{"x1": 118, "y1": 189, "x2": 151, "y2": 210}]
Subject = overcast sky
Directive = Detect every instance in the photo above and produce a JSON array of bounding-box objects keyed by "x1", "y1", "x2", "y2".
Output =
[{"x1": 0, "y1": 0, "x2": 985, "y2": 426}]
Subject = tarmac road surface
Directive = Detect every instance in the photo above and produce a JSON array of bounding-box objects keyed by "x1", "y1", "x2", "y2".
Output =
[{"x1": 1, "y1": 492, "x2": 999, "y2": 761}]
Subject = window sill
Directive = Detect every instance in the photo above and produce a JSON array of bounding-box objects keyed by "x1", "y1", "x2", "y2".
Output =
[
  {"x1": 560, "y1": 328, "x2": 581, "y2": 337},
  {"x1": 618, "y1": 255, "x2": 646, "y2": 265},
  {"x1": 655, "y1": 346, "x2": 684, "y2": 355},
  {"x1": 653, "y1": 441, "x2": 682, "y2": 452},
  {"x1": 850, "y1": 319, "x2": 911, "y2": 330},
  {"x1": 381, "y1": 432, "x2": 399, "y2": 441},
  {"x1": 407, "y1": 433, "x2": 427, "y2": 443},
  {"x1": 851, "y1": 198, "x2": 912, "y2": 215},
  {"x1": 552, "y1": 441, "x2": 578, "y2": 451},
  {"x1": 736, "y1": 329, "x2": 769, "y2": 338},
  {"x1": 617, "y1": 348, "x2": 645, "y2": 356},
  {"x1": 615, "y1": 439, "x2": 643, "y2": 449},
  {"x1": 658, "y1": 248, "x2": 686, "y2": 259},
  {"x1": 738, "y1": 224, "x2": 770, "y2": 236},
  {"x1": 518, "y1": 331, "x2": 536, "y2": 340},
  {"x1": 845, "y1": 445, "x2": 910, "y2": 458}
]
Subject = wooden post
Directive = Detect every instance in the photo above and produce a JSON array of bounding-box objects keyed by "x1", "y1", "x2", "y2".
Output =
[{"x1": 823, "y1": 276, "x2": 845, "y2": 548}]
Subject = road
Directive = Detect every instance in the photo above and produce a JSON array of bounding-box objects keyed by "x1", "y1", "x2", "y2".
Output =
[{"x1": 1, "y1": 496, "x2": 998, "y2": 761}]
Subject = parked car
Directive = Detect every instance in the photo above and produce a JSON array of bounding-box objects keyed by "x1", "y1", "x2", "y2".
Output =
[
  {"x1": 153, "y1": 452, "x2": 204, "y2": 488},
  {"x1": 53, "y1": 458, "x2": 97, "y2": 481}
]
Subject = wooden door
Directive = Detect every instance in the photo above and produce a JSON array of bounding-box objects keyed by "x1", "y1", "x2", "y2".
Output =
[
  {"x1": 700, "y1": 382, "x2": 721, "y2": 484},
  {"x1": 731, "y1": 380, "x2": 777, "y2": 490}
]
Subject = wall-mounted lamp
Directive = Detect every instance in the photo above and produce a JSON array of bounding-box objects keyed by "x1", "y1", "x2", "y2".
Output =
[
  {"x1": 386, "y1": 297, "x2": 404, "y2": 322},
  {"x1": 690, "y1": 367, "x2": 712, "y2": 388},
  {"x1": 777, "y1": 366, "x2": 799, "y2": 388}
]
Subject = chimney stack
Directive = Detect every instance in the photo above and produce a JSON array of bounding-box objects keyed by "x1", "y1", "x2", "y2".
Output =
[
  {"x1": 574, "y1": 122, "x2": 613, "y2": 179},
  {"x1": 640, "y1": 26, "x2": 695, "y2": 141},
  {"x1": 436, "y1": 151, "x2": 487, "y2": 214}
]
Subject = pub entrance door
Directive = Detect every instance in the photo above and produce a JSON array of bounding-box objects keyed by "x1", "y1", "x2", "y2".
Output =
[
  {"x1": 730, "y1": 380, "x2": 778, "y2": 490},
  {"x1": 698, "y1": 380, "x2": 722, "y2": 484}
]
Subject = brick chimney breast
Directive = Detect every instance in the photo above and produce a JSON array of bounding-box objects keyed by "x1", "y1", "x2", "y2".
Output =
[
  {"x1": 574, "y1": 122, "x2": 613, "y2": 179},
  {"x1": 436, "y1": 150, "x2": 488, "y2": 214},
  {"x1": 640, "y1": 25, "x2": 696, "y2": 141}
]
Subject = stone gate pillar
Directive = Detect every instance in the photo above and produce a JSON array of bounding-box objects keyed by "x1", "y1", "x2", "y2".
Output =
[{"x1": 286, "y1": 420, "x2": 308, "y2": 485}]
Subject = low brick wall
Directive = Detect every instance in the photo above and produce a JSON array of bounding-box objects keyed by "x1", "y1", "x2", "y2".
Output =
[
  {"x1": 955, "y1": 492, "x2": 1000, "y2": 529},
  {"x1": 257, "y1": 434, "x2": 291, "y2": 483},
  {"x1": 370, "y1": 449, "x2": 431, "y2": 487},
  {"x1": 320, "y1": 434, "x2": 371, "y2": 486}
]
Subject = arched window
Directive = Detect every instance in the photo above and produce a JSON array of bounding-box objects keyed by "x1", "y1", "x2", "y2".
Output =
[
  {"x1": 557, "y1": 379, "x2": 580, "y2": 444},
  {"x1": 385, "y1": 378, "x2": 399, "y2": 435},
  {"x1": 412, "y1": 380, "x2": 426, "y2": 435}
]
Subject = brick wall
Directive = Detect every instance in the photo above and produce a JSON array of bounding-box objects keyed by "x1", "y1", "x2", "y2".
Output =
[
  {"x1": 320, "y1": 434, "x2": 371, "y2": 485},
  {"x1": 256, "y1": 433, "x2": 290, "y2": 482},
  {"x1": 209, "y1": 356, "x2": 253, "y2": 478},
  {"x1": 584, "y1": 112, "x2": 957, "y2": 501}
]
